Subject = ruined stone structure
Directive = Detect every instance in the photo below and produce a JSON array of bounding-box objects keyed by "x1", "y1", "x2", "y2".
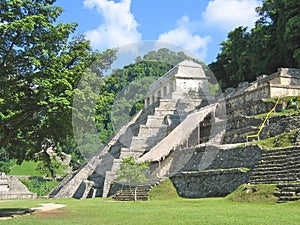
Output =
[
  {"x1": 50, "y1": 64, "x2": 300, "y2": 201},
  {"x1": 144, "y1": 60, "x2": 214, "y2": 107},
  {"x1": 0, "y1": 173, "x2": 36, "y2": 199}
]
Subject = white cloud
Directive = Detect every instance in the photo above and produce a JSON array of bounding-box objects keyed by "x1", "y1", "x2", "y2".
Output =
[
  {"x1": 202, "y1": 0, "x2": 261, "y2": 31},
  {"x1": 158, "y1": 16, "x2": 211, "y2": 60},
  {"x1": 83, "y1": 0, "x2": 141, "y2": 49}
]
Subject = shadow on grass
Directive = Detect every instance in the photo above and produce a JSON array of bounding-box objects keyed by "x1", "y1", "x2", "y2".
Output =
[{"x1": 0, "y1": 208, "x2": 35, "y2": 217}]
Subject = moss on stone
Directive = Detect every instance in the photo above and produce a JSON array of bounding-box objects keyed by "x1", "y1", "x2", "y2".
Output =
[
  {"x1": 226, "y1": 183, "x2": 278, "y2": 203},
  {"x1": 252, "y1": 128, "x2": 300, "y2": 149}
]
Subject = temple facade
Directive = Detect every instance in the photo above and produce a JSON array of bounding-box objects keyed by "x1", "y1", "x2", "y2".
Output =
[{"x1": 144, "y1": 60, "x2": 212, "y2": 107}]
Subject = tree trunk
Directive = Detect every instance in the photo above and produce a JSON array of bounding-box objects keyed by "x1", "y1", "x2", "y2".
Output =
[{"x1": 134, "y1": 186, "x2": 137, "y2": 202}]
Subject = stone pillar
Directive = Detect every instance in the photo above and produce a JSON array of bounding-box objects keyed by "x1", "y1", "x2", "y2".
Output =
[
  {"x1": 145, "y1": 97, "x2": 150, "y2": 108},
  {"x1": 163, "y1": 86, "x2": 167, "y2": 98},
  {"x1": 156, "y1": 90, "x2": 161, "y2": 102}
]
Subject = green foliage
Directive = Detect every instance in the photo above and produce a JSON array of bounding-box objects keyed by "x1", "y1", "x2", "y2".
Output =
[
  {"x1": 210, "y1": 0, "x2": 300, "y2": 89},
  {"x1": 95, "y1": 58, "x2": 176, "y2": 143},
  {"x1": 20, "y1": 177, "x2": 59, "y2": 197},
  {"x1": 0, "y1": 0, "x2": 116, "y2": 163},
  {"x1": 36, "y1": 156, "x2": 67, "y2": 178},
  {"x1": 135, "y1": 48, "x2": 199, "y2": 66},
  {"x1": 8, "y1": 160, "x2": 43, "y2": 176},
  {"x1": 1, "y1": 197, "x2": 300, "y2": 224},
  {"x1": 148, "y1": 179, "x2": 179, "y2": 200},
  {"x1": 253, "y1": 129, "x2": 300, "y2": 149},
  {"x1": 115, "y1": 156, "x2": 150, "y2": 187},
  {"x1": 227, "y1": 183, "x2": 278, "y2": 203},
  {"x1": 0, "y1": 148, "x2": 14, "y2": 173}
]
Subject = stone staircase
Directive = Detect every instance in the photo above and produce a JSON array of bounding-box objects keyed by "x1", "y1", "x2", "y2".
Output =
[
  {"x1": 49, "y1": 109, "x2": 145, "y2": 199},
  {"x1": 112, "y1": 177, "x2": 162, "y2": 201},
  {"x1": 275, "y1": 183, "x2": 300, "y2": 203},
  {"x1": 102, "y1": 99, "x2": 184, "y2": 197},
  {"x1": 112, "y1": 185, "x2": 152, "y2": 201},
  {"x1": 249, "y1": 147, "x2": 300, "y2": 184}
]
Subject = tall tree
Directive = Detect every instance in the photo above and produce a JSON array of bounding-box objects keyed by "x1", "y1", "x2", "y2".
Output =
[
  {"x1": 0, "y1": 0, "x2": 116, "y2": 164},
  {"x1": 257, "y1": 0, "x2": 300, "y2": 67},
  {"x1": 210, "y1": 0, "x2": 300, "y2": 89}
]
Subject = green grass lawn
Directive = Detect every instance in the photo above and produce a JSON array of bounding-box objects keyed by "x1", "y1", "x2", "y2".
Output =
[
  {"x1": 2, "y1": 175, "x2": 299, "y2": 224},
  {"x1": 8, "y1": 161, "x2": 43, "y2": 177},
  {"x1": 1, "y1": 197, "x2": 299, "y2": 225}
]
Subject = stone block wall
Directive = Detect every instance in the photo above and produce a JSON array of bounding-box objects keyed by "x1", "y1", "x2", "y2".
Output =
[
  {"x1": 169, "y1": 145, "x2": 262, "y2": 198},
  {"x1": 171, "y1": 169, "x2": 250, "y2": 198}
]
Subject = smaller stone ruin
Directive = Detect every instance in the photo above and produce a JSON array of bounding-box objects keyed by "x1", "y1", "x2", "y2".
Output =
[{"x1": 0, "y1": 173, "x2": 36, "y2": 199}]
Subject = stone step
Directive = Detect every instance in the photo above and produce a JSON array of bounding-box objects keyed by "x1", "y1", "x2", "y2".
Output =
[
  {"x1": 146, "y1": 115, "x2": 165, "y2": 126},
  {"x1": 261, "y1": 149, "x2": 300, "y2": 157},
  {"x1": 275, "y1": 183, "x2": 300, "y2": 203},
  {"x1": 157, "y1": 99, "x2": 178, "y2": 108},
  {"x1": 277, "y1": 196, "x2": 300, "y2": 203},
  {"x1": 138, "y1": 124, "x2": 168, "y2": 137},
  {"x1": 113, "y1": 196, "x2": 149, "y2": 201},
  {"x1": 250, "y1": 173, "x2": 300, "y2": 180},
  {"x1": 277, "y1": 183, "x2": 300, "y2": 189},
  {"x1": 274, "y1": 191, "x2": 295, "y2": 197},
  {"x1": 112, "y1": 185, "x2": 152, "y2": 201},
  {"x1": 254, "y1": 164, "x2": 300, "y2": 171},
  {"x1": 114, "y1": 190, "x2": 151, "y2": 195},
  {"x1": 256, "y1": 162, "x2": 300, "y2": 170},
  {"x1": 154, "y1": 108, "x2": 177, "y2": 117},
  {"x1": 250, "y1": 177, "x2": 296, "y2": 184},
  {"x1": 252, "y1": 165, "x2": 300, "y2": 171},
  {"x1": 260, "y1": 153, "x2": 300, "y2": 161},
  {"x1": 130, "y1": 136, "x2": 160, "y2": 150},
  {"x1": 250, "y1": 173, "x2": 296, "y2": 179},
  {"x1": 250, "y1": 171, "x2": 298, "y2": 177},
  {"x1": 119, "y1": 148, "x2": 146, "y2": 159},
  {"x1": 256, "y1": 157, "x2": 300, "y2": 165}
]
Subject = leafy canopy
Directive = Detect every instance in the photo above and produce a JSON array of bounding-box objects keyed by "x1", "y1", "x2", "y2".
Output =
[
  {"x1": 0, "y1": 0, "x2": 116, "y2": 164},
  {"x1": 210, "y1": 0, "x2": 300, "y2": 89},
  {"x1": 115, "y1": 156, "x2": 150, "y2": 187}
]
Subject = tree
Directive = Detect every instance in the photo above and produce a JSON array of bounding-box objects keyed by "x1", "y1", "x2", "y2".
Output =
[
  {"x1": 114, "y1": 156, "x2": 150, "y2": 201},
  {"x1": 257, "y1": 0, "x2": 300, "y2": 67},
  {"x1": 0, "y1": 0, "x2": 116, "y2": 164},
  {"x1": 95, "y1": 60, "x2": 172, "y2": 143},
  {"x1": 209, "y1": 0, "x2": 300, "y2": 89}
]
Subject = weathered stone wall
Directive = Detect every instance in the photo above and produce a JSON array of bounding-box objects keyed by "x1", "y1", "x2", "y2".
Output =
[
  {"x1": 181, "y1": 145, "x2": 261, "y2": 171},
  {"x1": 261, "y1": 114, "x2": 300, "y2": 138},
  {"x1": 171, "y1": 169, "x2": 250, "y2": 198},
  {"x1": 270, "y1": 84, "x2": 300, "y2": 98},
  {"x1": 226, "y1": 99, "x2": 283, "y2": 117},
  {"x1": 224, "y1": 68, "x2": 300, "y2": 111},
  {"x1": 226, "y1": 85, "x2": 271, "y2": 109},
  {"x1": 169, "y1": 145, "x2": 262, "y2": 198}
]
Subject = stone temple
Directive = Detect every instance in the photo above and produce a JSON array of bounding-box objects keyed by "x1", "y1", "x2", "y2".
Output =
[
  {"x1": 0, "y1": 173, "x2": 36, "y2": 199},
  {"x1": 50, "y1": 61, "x2": 300, "y2": 202}
]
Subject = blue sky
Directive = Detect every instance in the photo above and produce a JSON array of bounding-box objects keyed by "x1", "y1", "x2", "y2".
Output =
[{"x1": 56, "y1": 0, "x2": 262, "y2": 64}]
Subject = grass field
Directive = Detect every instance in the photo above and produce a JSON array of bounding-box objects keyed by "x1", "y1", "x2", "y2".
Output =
[
  {"x1": 1, "y1": 197, "x2": 300, "y2": 225},
  {"x1": 8, "y1": 161, "x2": 43, "y2": 177},
  {"x1": 1, "y1": 180, "x2": 300, "y2": 225}
]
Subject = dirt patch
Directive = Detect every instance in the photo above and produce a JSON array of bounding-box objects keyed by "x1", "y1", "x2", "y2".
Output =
[
  {"x1": 0, "y1": 203, "x2": 67, "y2": 220},
  {"x1": 31, "y1": 203, "x2": 66, "y2": 212},
  {"x1": 34, "y1": 209, "x2": 70, "y2": 219}
]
